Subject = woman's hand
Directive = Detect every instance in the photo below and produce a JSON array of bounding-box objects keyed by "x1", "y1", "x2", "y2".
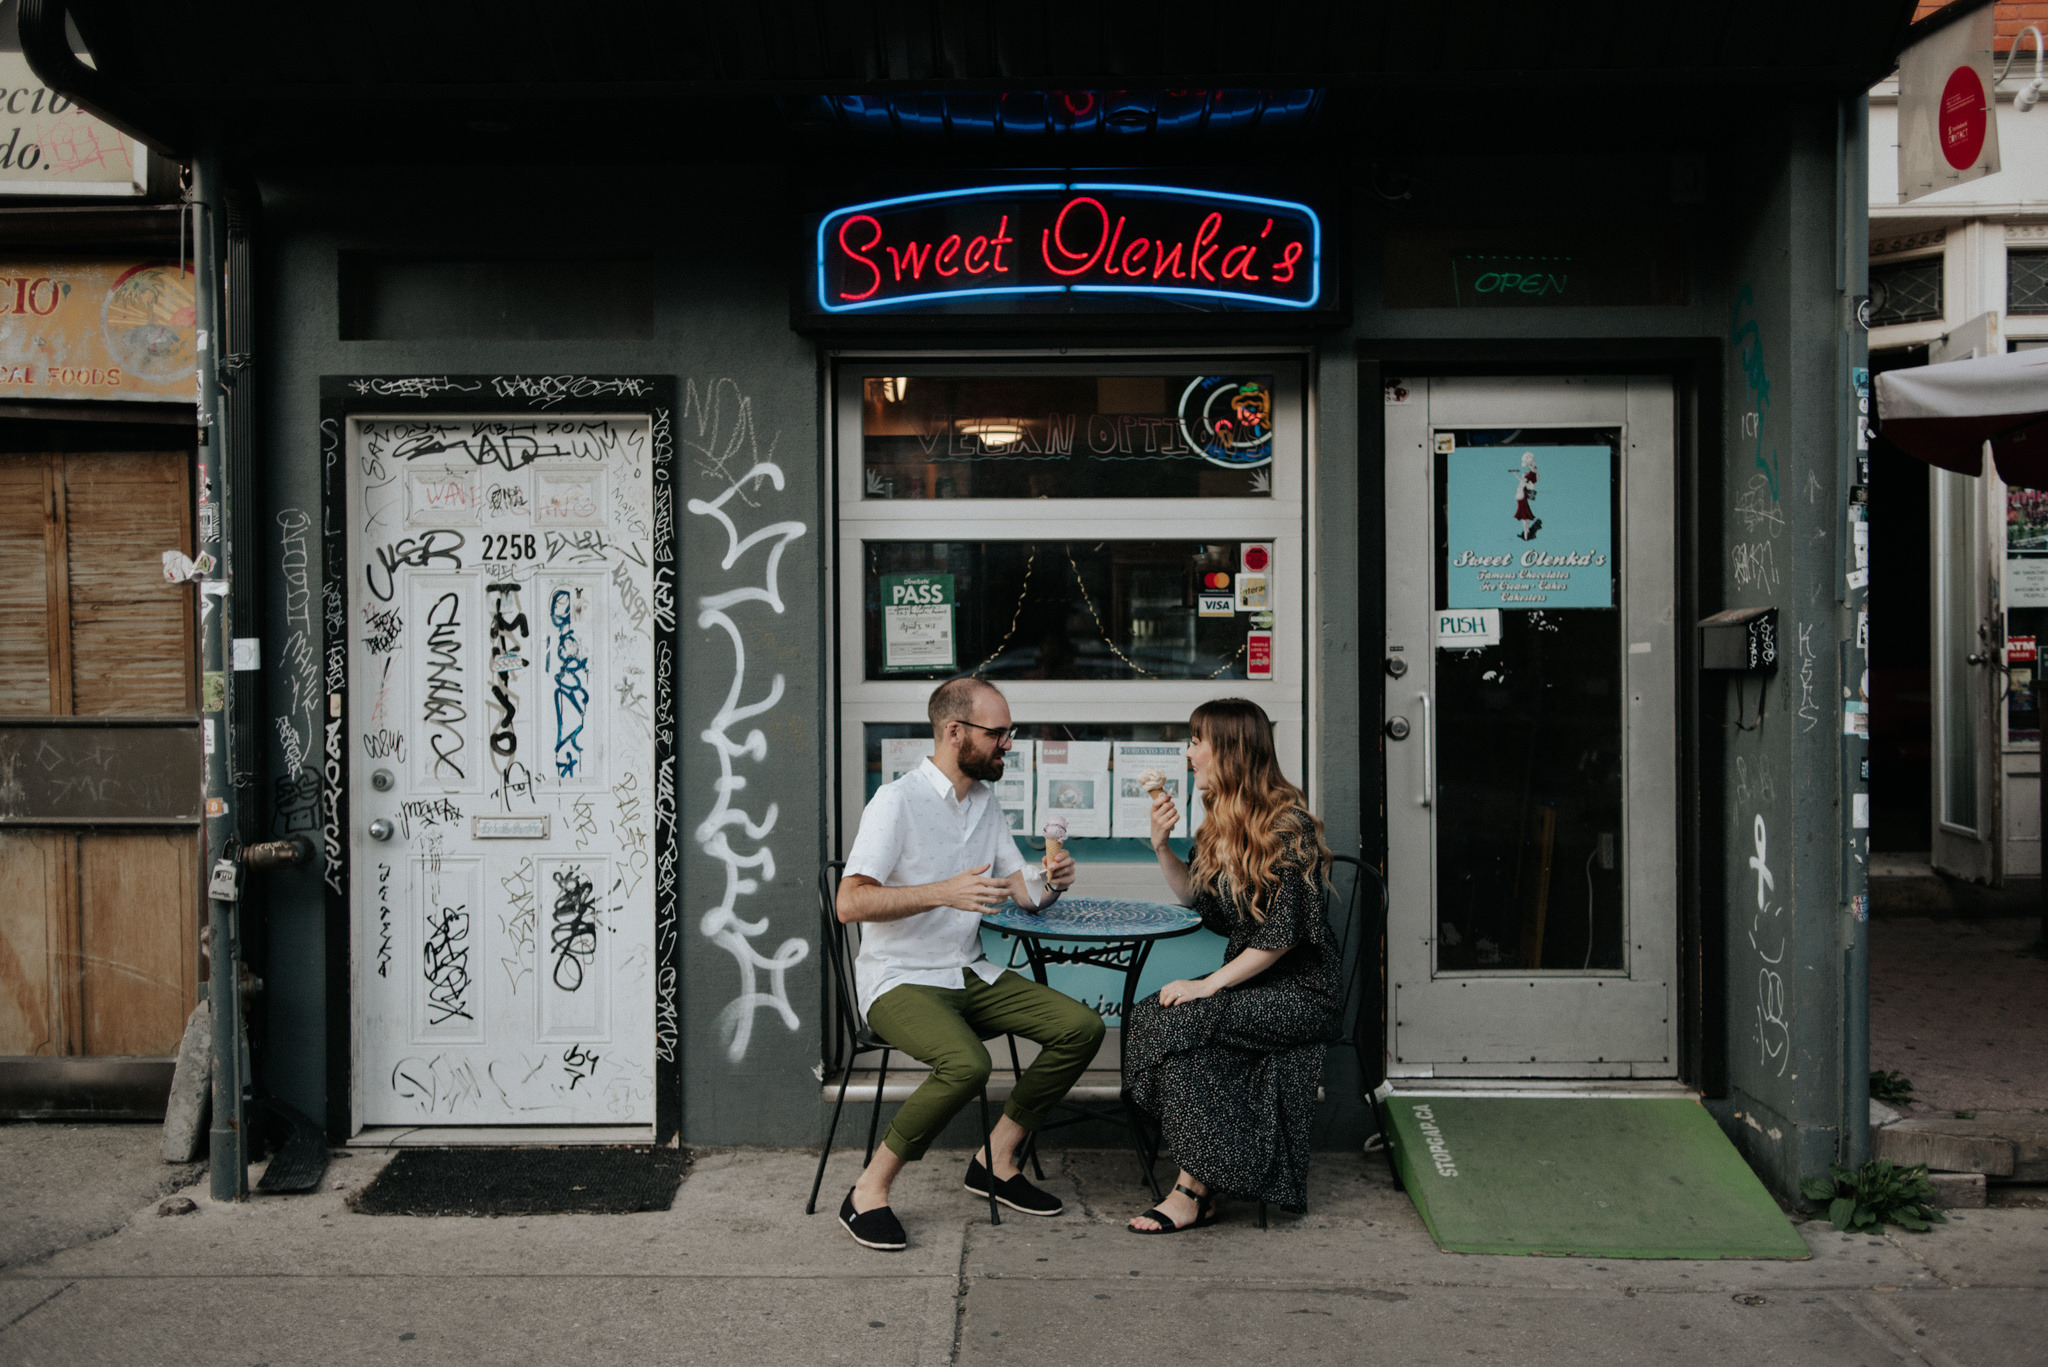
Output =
[
  {"x1": 1156, "y1": 977, "x2": 1221, "y2": 1009},
  {"x1": 1148, "y1": 789, "x2": 1181, "y2": 851}
]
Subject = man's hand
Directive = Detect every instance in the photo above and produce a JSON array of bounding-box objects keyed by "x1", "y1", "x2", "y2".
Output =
[
  {"x1": 934, "y1": 864, "x2": 1011, "y2": 914},
  {"x1": 1042, "y1": 848, "x2": 1076, "y2": 891}
]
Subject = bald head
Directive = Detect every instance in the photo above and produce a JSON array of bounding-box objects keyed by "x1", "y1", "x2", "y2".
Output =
[{"x1": 928, "y1": 677, "x2": 1001, "y2": 738}]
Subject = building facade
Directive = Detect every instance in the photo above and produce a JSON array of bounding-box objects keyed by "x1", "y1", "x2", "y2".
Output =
[{"x1": 15, "y1": 0, "x2": 1927, "y2": 1200}]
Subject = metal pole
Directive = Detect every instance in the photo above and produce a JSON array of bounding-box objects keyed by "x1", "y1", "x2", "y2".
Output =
[
  {"x1": 1840, "y1": 92, "x2": 1873, "y2": 1168},
  {"x1": 193, "y1": 138, "x2": 246, "y2": 1201}
]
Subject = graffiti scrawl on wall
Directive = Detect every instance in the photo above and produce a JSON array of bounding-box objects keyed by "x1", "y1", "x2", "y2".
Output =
[{"x1": 685, "y1": 377, "x2": 812, "y2": 1063}]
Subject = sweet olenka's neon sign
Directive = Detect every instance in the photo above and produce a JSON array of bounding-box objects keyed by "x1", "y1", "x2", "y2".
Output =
[{"x1": 814, "y1": 183, "x2": 1322, "y2": 314}]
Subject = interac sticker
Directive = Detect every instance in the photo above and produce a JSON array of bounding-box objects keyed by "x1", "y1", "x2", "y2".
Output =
[{"x1": 880, "y1": 572, "x2": 956, "y2": 673}]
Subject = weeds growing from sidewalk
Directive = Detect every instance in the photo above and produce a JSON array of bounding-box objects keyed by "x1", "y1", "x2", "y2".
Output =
[
  {"x1": 1868, "y1": 1069, "x2": 1916, "y2": 1105},
  {"x1": 1800, "y1": 1159, "x2": 1948, "y2": 1234}
]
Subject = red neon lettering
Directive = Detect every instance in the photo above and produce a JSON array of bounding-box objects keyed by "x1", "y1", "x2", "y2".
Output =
[
  {"x1": 1120, "y1": 238, "x2": 1151, "y2": 276},
  {"x1": 1100, "y1": 216, "x2": 1129, "y2": 275},
  {"x1": 934, "y1": 234, "x2": 962, "y2": 277},
  {"x1": 1152, "y1": 241, "x2": 1186, "y2": 280},
  {"x1": 886, "y1": 240, "x2": 934, "y2": 281},
  {"x1": 1220, "y1": 244, "x2": 1260, "y2": 281},
  {"x1": 25, "y1": 278, "x2": 57, "y2": 316},
  {"x1": 1042, "y1": 197, "x2": 1109, "y2": 277},
  {"x1": 964, "y1": 235, "x2": 990, "y2": 274},
  {"x1": 1261, "y1": 218, "x2": 1273, "y2": 237},
  {"x1": 1190, "y1": 213, "x2": 1222, "y2": 282},
  {"x1": 991, "y1": 215, "x2": 1013, "y2": 273},
  {"x1": 1271, "y1": 240, "x2": 1304, "y2": 284},
  {"x1": 836, "y1": 215, "x2": 884, "y2": 301}
]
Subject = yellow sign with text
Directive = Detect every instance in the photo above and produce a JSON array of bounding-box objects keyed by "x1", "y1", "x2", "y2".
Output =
[{"x1": 0, "y1": 260, "x2": 196, "y2": 403}]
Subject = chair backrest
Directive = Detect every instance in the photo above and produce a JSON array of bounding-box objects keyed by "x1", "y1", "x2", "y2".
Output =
[
  {"x1": 816, "y1": 860, "x2": 863, "y2": 1071},
  {"x1": 1324, "y1": 853, "x2": 1389, "y2": 1095}
]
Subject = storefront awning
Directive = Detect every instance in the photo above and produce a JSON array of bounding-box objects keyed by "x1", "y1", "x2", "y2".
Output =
[{"x1": 25, "y1": 0, "x2": 1923, "y2": 166}]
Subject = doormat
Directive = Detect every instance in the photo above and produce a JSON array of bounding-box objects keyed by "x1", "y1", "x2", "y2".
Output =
[
  {"x1": 1381, "y1": 1094, "x2": 1810, "y2": 1259},
  {"x1": 347, "y1": 1147, "x2": 689, "y2": 1218}
]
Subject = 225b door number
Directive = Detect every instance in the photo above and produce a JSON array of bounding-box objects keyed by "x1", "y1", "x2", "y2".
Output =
[{"x1": 479, "y1": 533, "x2": 538, "y2": 561}]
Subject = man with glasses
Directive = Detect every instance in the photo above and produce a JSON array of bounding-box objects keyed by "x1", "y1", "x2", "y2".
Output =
[{"x1": 834, "y1": 677, "x2": 1102, "y2": 1251}]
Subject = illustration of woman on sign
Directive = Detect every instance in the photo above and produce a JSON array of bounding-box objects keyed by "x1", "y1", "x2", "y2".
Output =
[{"x1": 1513, "y1": 451, "x2": 1542, "y2": 541}]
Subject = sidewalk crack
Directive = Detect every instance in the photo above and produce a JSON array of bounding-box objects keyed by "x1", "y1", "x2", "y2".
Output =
[{"x1": 1, "y1": 1281, "x2": 74, "y2": 1332}]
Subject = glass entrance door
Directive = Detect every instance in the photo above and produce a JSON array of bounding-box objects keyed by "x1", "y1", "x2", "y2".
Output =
[{"x1": 1383, "y1": 376, "x2": 1678, "y2": 1076}]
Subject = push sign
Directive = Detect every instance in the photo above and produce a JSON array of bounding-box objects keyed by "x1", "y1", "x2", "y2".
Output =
[{"x1": 1435, "y1": 608, "x2": 1501, "y2": 650}]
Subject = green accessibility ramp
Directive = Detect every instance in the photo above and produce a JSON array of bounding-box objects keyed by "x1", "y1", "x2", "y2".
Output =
[{"x1": 1381, "y1": 1093, "x2": 1809, "y2": 1259}]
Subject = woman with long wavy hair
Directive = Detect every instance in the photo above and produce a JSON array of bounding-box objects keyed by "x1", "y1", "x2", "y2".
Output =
[{"x1": 1123, "y1": 697, "x2": 1340, "y2": 1233}]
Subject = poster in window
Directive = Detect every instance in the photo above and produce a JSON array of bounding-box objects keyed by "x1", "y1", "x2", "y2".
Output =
[
  {"x1": 880, "y1": 572, "x2": 956, "y2": 672},
  {"x1": 1035, "y1": 740, "x2": 1111, "y2": 838},
  {"x1": 2008, "y1": 488, "x2": 2048, "y2": 607},
  {"x1": 1444, "y1": 445, "x2": 1613, "y2": 609},
  {"x1": 996, "y1": 740, "x2": 1035, "y2": 834},
  {"x1": 1110, "y1": 742, "x2": 1189, "y2": 839}
]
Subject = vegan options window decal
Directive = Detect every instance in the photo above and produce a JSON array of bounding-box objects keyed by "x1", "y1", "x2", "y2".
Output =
[{"x1": 814, "y1": 183, "x2": 1323, "y2": 314}]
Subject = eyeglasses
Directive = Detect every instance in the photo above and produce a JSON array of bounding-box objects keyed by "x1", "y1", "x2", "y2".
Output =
[{"x1": 957, "y1": 720, "x2": 1022, "y2": 744}]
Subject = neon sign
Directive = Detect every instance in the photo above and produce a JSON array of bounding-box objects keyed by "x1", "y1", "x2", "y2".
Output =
[{"x1": 814, "y1": 183, "x2": 1323, "y2": 315}]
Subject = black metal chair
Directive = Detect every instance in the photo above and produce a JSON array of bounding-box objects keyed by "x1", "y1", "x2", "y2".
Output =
[
  {"x1": 1253, "y1": 851, "x2": 1386, "y2": 1228},
  {"x1": 805, "y1": 860, "x2": 1022, "y2": 1226}
]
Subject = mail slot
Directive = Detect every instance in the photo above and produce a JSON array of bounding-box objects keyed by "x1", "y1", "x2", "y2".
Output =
[{"x1": 1698, "y1": 606, "x2": 1778, "y2": 671}]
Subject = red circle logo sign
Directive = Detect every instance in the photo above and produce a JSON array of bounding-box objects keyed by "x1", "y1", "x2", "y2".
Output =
[
  {"x1": 1940, "y1": 65, "x2": 1988, "y2": 170},
  {"x1": 1243, "y1": 545, "x2": 1271, "y2": 572}
]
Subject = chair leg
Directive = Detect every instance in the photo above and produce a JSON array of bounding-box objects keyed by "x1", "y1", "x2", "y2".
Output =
[
  {"x1": 1258, "y1": 1199, "x2": 1268, "y2": 1230},
  {"x1": 977, "y1": 1086, "x2": 1001, "y2": 1226},
  {"x1": 862, "y1": 1049, "x2": 891, "y2": 1167},
  {"x1": 1005, "y1": 1035, "x2": 1045, "y2": 1181},
  {"x1": 807, "y1": 1063, "x2": 858, "y2": 1215}
]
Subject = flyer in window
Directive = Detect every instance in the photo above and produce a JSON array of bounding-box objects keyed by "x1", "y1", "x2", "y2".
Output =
[
  {"x1": 879, "y1": 572, "x2": 956, "y2": 672},
  {"x1": 1035, "y1": 740, "x2": 1111, "y2": 838},
  {"x1": 1111, "y1": 742, "x2": 1190, "y2": 839},
  {"x1": 880, "y1": 737, "x2": 934, "y2": 785},
  {"x1": 1443, "y1": 446, "x2": 1613, "y2": 609},
  {"x1": 995, "y1": 740, "x2": 1035, "y2": 835}
]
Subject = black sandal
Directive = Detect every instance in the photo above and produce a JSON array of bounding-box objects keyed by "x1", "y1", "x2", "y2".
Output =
[{"x1": 1128, "y1": 1182, "x2": 1219, "y2": 1234}]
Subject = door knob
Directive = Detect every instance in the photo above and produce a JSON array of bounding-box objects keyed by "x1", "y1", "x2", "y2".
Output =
[{"x1": 367, "y1": 819, "x2": 395, "y2": 842}]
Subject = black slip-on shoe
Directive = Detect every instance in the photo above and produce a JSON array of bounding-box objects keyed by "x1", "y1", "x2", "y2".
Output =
[
  {"x1": 838, "y1": 1189, "x2": 907, "y2": 1251},
  {"x1": 964, "y1": 1157, "x2": 1064, "y2": 1216}
]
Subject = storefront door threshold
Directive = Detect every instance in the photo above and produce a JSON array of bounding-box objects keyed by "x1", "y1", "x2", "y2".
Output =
[{"x1": 1376, "y1": 1078, "x2": 1696, "y2": 1101}]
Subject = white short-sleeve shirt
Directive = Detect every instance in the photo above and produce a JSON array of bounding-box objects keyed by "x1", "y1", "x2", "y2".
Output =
[{"x1": 842, "y1": 758, "x2": 1027, "y2": 1017}]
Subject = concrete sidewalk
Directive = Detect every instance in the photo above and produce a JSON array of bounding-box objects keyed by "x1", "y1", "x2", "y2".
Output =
[{"x1": 2, "y1": 1124, "x2": 2044, "y2": 1366}]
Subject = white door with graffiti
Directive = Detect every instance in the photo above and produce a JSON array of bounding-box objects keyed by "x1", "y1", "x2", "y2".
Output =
[{"x1": 347, "y1": 416, "x2": 657, "y2": 1128}]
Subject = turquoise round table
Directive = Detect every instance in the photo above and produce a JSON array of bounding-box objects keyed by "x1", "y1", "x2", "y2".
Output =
[{"x1": 984, "y1": 896, "x2": 1202, "y2": 1200}]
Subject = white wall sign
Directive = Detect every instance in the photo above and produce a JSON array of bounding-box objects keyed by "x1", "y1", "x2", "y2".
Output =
[
  {"x1": 0, "y1": 55, "x2": 146, "y2": 197},
  {"x1": 1897, "y1": 5, "x2": 2002, "y2": 204}
]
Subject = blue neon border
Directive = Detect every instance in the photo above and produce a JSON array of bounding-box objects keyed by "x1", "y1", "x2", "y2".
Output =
[{"x1": 814, "y1": 181, "x2": 1323, "y2": 315}]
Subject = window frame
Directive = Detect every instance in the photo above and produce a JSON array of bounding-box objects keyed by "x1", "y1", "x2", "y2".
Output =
[{"x1": 829, "y1": 351, "x2": 1312, "y2": 897}]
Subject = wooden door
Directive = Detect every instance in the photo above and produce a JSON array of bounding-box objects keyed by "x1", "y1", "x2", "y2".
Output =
[{"x1": 0, "y1": 451, "x2": 200, "y2": 1067}]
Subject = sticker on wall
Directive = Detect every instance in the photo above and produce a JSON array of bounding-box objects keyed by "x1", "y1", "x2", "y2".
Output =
[
  {"x1": 1435, "y1": 608, "x2": 1502, "y2": 650},
  {"x1": 1444, "y1": 445, "x2": 1613, "y2": 609},
  {"x1": 879, "y1": 572, "x2": 956, "y2": 673},
  {"x1": 1246, "y1": 630, "x2": 1274, "y2": 680},
  {"x1": 1434, "y1": 433, "x2": 1456, "y2": 454}
]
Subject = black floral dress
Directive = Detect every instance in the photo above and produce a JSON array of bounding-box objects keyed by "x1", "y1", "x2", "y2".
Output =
[{"x1": 1122, "y1": 815, "x2": 1342, "y2": 1212}]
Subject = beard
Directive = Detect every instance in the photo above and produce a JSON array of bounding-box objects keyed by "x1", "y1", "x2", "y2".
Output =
[{"x1": 959, "y1": 745, "x2": 1006, "y2": 782}]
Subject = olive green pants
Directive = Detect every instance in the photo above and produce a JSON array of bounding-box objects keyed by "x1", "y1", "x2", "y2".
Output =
[{"x1": 864, "y1": 969, "x2": 1106, "y2": 1162}]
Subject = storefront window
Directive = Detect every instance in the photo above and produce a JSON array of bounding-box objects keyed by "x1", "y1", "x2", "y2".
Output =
[
  {"x1": 860, "y1": 372, "x2": 1276, "y2": 499},
  {"x1": 837, "y1": 356, "x2": 1305, "y2": 902},
  {"x1": 862, "y1": 539, "x2": 1258, "y2": 682}
]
